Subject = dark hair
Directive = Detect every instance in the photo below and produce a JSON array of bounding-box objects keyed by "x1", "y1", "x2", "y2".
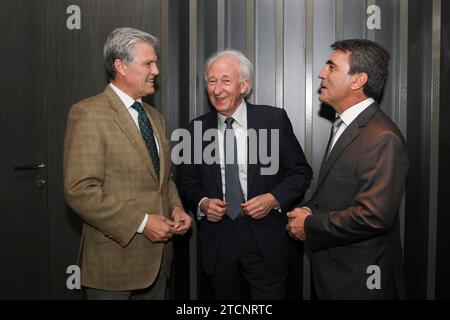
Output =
[
  {"x1": 331, "y1": 39, "x2": 390, "y2": 102},
  {"x1": 103, "y1": 27, "x2": 159, "y2": 81}
]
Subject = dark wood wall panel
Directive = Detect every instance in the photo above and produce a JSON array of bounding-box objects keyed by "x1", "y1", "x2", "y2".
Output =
[
  {"x1": 436, "y1": 0, "x2": 450, "y2": 300},
  {"x1": 0, "y1": 0, "x2": 49, "y2": 299},
  {"x1": 405, "y1": 0, "x2": 432, "y2": 299},
  {"x1": 169, "y1": 0, "x2": 191, "y2": 300}
]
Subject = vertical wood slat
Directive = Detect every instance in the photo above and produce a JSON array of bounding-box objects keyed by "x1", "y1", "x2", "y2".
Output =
[
  {"x1": 335, "y1": 0, "x2": 344, "y2": 41},
  {"x1": 275, "y1": 0, "x2": 284, "y2": 108},
  {"x1": 398, "y1": 0, "x2": 408, "y2": 256},
  {"x1": 427, "y1": 0, "x2": 441, "y2": 301},
  {"x1": 217, "y1": 0, "x2": 226, "y2": 50},
  {"x1": 246, "y1": 0, "x2": 255, "y2": 103},
  {"x1": 303, "y1": 0, "x2": 314, "y2": 301},
  {"x1": 188, "y1": 0, "x2": 198, "y2": 300}
]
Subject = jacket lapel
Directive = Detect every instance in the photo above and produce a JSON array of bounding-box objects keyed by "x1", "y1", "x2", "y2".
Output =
[
  {"x1": 317, "y1": 123, "x2": 359, "y2": 186},
  {"x1": 104, "y1": 86, "x2": 159, "y2": 183},
  {"x1": 316, "y1": 102, "x2": 379, "y2": 189},
  {"x1": 246, "y1": 103, "x2": 261, "y2": 195},
  {"x1": 203, "y1": 112, "x2": 223, "y2": 197}
]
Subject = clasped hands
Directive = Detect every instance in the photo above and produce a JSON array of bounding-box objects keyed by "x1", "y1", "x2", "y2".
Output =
[
  {"x1": 201, "y1": 193, "x2": 278, "y2": 222},
  {"x1": 143, "y1": 206, "x2": 192, "y2": 243},
  {"x1": 285, "y1": 207, "x2": 311, "y2": 241}
]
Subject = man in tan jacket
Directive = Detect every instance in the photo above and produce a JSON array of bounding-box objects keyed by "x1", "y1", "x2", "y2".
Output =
[{"x1": 63, "y1": 27, "x2": 191, "y2": 300}]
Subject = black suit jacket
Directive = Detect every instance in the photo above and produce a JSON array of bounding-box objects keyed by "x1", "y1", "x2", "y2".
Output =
[
  {"x1": 178, "y1": 103, "x2": 312, "y2": 275},
  {"x1": 304, "y1": 103, "x2": 408, "y2": 299}
]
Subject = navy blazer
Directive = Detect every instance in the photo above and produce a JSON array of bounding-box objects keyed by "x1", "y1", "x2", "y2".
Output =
[{"x1": 178, "y1": 103, "x2": 312, "y2": 275}]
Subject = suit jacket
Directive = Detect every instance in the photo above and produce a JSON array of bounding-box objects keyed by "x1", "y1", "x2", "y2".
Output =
[
  {"x1": 304, "y1": 103, "x2": 408, "y2": 299},
  {"x1": 63, "y1": 86, "x2": 182, "y2": 290},
  {"x1": 178, "y1": 103, "x2": 312, "y2": 275}
]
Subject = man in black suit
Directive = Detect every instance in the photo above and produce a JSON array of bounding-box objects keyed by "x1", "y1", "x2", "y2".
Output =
[
  {"x1": 178, "y1": 49, "x2": 312, "y2": 299},
  {"x1": 286, "y1": 39, "x2": 408, "y2": 299}
]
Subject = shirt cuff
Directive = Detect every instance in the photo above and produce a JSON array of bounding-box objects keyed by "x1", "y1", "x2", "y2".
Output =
[
  {"x1": 301, "y1": 206, "x2": 312, "y2": 214},
  {"x1": 137, "y1": 214, "x2": 148, "y2": 233},
  {"x1": 274, "y1": 202, "x2": 282, "y2": 213},
  {"x1": 196, "y1": 197, "x2": 208, "y2": 220}
]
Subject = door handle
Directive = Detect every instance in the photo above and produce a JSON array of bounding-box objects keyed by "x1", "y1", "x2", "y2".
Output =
[
  {"x1": 35, "y1": 179, "x2": 46, "y2": 188},
  {"x1": 14, "y1": 163, "x2": 46, "y2": 171}
]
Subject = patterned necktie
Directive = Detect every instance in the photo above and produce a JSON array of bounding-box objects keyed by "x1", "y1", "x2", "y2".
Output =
[
  {"x1": 224, "y1": 117, "x2": 245, "y2": 220},
  {"x1": 131, "y1": 101, "x2": 160, "y2": 180},
  {"x1": 325, "y1": 116, "x2": 344, "y2": 161}
]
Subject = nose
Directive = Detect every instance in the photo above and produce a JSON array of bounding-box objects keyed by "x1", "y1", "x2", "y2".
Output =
[
  {"x1": 152, "y1": 63, "x2": 160, "y2": 76},
  {"x1": 213, "y1": 82, "x2": 223, "y2": 95},
  {"x1": 318, "y1": 66, "x2": 326, "y2": 80}
]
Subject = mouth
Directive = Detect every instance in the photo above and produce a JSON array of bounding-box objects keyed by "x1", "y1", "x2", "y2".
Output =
[
  {"x1": 215, "y1": 96, "x2": 227, "y2": 102},
  {"x1": 146, "y1": 79, "x2": 155, "y2": 84}
]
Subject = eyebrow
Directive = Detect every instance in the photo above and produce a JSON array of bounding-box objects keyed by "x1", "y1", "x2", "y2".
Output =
[
  {"x1": 143, "y1": 58, "x2": 157, "y2": 64},
  {"x1": 207, "y1": 75, "x2": 232, "y2": 80},
  {"x1": 326, "y1": 59, "x2": 337, "y2": 67}
]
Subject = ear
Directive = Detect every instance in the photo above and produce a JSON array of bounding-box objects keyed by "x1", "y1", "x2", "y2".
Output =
[
  {"x1": 240, "y1": 78, "x2": 250, "y2": 95},
  {"x1": 114, "y1": 58, "x2": 127, "y2": 77},
  {"x1": 350, "y1": 72, "x2": 368, "y2": 91}
]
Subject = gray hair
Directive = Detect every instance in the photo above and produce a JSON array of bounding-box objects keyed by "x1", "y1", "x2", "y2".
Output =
[
  {"x1": 204, "y1": 49, "x2": 253, "y2": 98},
  {"x1": 331, "y1": 39, "x2": 390, "y2": 102},
  {"x1": 103, "y1": 27, "x2": 159, "y2": 81}
]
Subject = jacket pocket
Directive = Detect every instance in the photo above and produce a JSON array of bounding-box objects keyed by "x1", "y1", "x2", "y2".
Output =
[{"x1": 328, "y1": 244, "x2": 376, "y2": 264}]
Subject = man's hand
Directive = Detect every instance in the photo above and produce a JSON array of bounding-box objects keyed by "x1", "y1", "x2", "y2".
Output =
[
  {"x1": 172, "y1": 206, "x2": 192, "y2": 236},
  {"x1": 200, "y1": 198, "x2": 227, "y2": 222},
  {"x1": 241, "y1": 193, "x2": 278, "y2": 220},
  {"x1": 143, "y1": 214, "x2": 177, "y2": 243},
  {"x1": 286, "y1": 207, "x2": 312, "y2": 241}
]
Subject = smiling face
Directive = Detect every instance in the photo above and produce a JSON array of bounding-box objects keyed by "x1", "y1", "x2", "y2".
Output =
[
  {"x1": 206, "y1": 56, "x2": 249, "y2": 117},
  {"x1": 113, "y1": 41, "x2": 159, "y2": 100},
  {"x1": 318, "y1": 49, "x2": 365, "y2": 113}
]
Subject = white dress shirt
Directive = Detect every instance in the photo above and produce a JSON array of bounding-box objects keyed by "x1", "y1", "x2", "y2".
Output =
[
  {"x1": 197, "y1": 100, "x2": 248, "y2": 217},
  {"x1": 197, "y1": 101, "x2": 280, "y2": 218},
  {"x1": 109, "y1": 83, "x2": 160, "y2": 233},
  {"x1": 330, "y1": 97, "x2": 375, "y2": 151}
]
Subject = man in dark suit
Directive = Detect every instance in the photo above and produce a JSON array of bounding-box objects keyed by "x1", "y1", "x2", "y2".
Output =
[
  {"x1": 178, "y1": 49, "x2": 312, "y2": 299},
  {"x1": 286, "y1": 39, "x2": 408, "y2": 299}
]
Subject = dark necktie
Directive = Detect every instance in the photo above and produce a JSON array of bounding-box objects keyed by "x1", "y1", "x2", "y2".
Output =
[
  {"x1": 324, "y1": 116, "x2": 344, "y2": 161},
  {"x1": 224, "y1": 117, "x2": 245, "y2": 220},
  {"x1": 131, "y1": 101, "x2": 160, "y2": 180}
]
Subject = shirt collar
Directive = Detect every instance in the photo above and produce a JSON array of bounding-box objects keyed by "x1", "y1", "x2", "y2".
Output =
[
  {"x1": 217, "y1": 100, "x2": 247, "y2": 129},
  {"x1": 109, "y1": 83, "x2": 143, "y2": 109},
  {"x1": 338, "y1": 97, "x2": 375, "y2": 126}
]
